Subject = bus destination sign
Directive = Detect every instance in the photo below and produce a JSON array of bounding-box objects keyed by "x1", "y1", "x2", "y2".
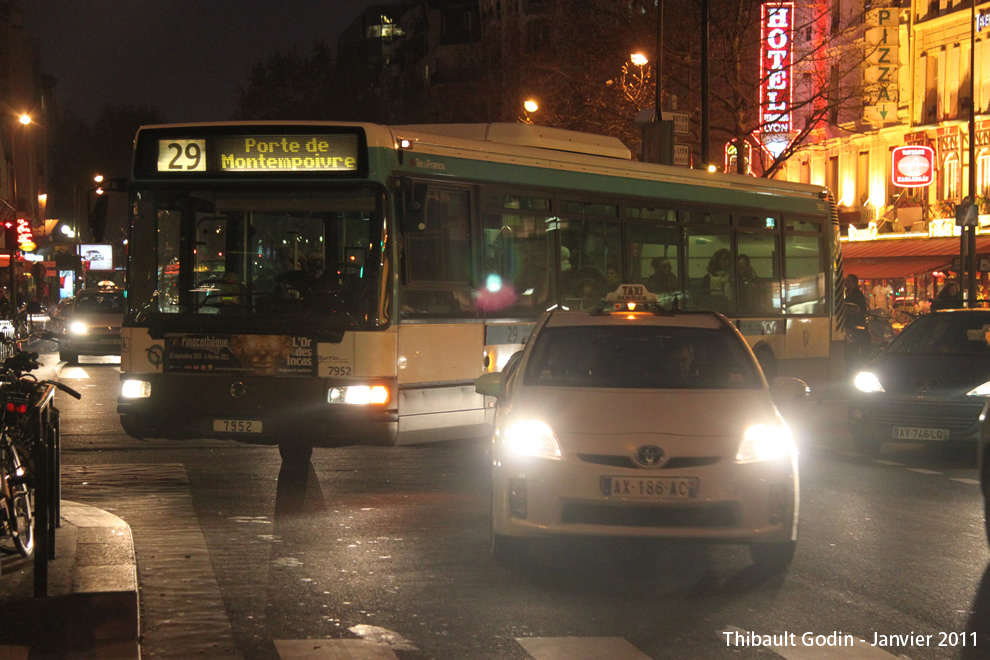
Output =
[{"x1": 156, "y1": 134, "x2": 360, "y2": 173}]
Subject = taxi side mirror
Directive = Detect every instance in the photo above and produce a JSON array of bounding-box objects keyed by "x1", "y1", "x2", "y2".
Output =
[
  {"x1": 475, "y1": 372, "x2": 504, "y2": 398},
  {"x1": 770, "y1": 376, "x2": 810, "y2": 405}
]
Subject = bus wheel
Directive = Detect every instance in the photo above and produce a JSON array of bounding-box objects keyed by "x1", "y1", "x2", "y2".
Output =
[
  {"x1": 754, "y1": 346, "x2": 777, "y2": 381},
  {"x1": 278, "y1": 442, "x2": 313, "y2": 465}
]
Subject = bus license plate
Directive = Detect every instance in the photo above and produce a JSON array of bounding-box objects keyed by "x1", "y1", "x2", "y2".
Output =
[
  {"x1": 600, "y1": 476, "x2": 698, "y2": 499},
  {"x1": 213, "y1": 419, "x2": 263, "y2": 434},
  {"x1": 893, "y1": 426, "x2": 948, "y2": 441}
]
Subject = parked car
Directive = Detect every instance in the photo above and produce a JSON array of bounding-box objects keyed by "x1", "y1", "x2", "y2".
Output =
[
  {"x1": 850, "y1": 309, "x2": 990, "y2": 457},
  {"x1": 474, "y1": 284, "x2": 807, "y2": 572},
  {"x1": 58, "y1": 287, "x2": 124, "y2": 364}
]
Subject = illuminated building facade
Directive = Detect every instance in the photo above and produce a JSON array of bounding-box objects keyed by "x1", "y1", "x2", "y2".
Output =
[{"x1": 780, "y1": 0, "x2": 990, "y2": 304}]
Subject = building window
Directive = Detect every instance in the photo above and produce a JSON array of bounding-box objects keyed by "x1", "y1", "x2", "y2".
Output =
[
  {"x1": 943, "y1": 152, "x2": 960, "y2": 200},
  {"x1": 980, "y1": 152, "x2": 990, "y2": 196}
]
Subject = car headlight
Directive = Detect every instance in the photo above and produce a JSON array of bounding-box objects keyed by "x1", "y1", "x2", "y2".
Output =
[
  {"x1": 967, "y1": 381, "x2": 990, "y2": 396},
  {"x1": 69, "y1": 321, "x2": 88, "y2": 335},
  {"x1": 853, "y1": 371, "x2": 885, "y2": 393},
  {"x1": 503, "y1": 420, "x2": 562, "y2": 460},
  {"x1": 327, "y1": 385, "x2": 389, "y2": 405},
  {"x1": 736, "y1": 422, "x2": 796, "y2": 463}
]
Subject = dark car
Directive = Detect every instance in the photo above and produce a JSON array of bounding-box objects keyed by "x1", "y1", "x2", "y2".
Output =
[
  {"x1": 849, "y1": 309, "x2": 990, "y2": 457},
  {"x1": 59, "y1": 287, "x2": 124, "y2": 364}
]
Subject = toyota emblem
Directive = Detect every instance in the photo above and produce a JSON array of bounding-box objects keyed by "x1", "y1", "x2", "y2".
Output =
[{"x1": 634, "y1": 445, "x2": 665, "y2": 467}]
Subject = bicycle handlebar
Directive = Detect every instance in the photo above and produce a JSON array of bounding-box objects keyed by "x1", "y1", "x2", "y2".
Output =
[{"x1": 48, "y1": 381, "x2": 81, "y2": 400}]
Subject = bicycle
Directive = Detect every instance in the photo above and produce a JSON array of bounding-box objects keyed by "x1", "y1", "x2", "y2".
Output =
[{"x1": 0, "y1": 336, "x2": 81, "y2": 559}]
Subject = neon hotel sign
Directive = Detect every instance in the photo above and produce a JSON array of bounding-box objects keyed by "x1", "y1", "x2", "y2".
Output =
[{"x1": 760, "y1": 3, "x2": 794, "y2": 155}]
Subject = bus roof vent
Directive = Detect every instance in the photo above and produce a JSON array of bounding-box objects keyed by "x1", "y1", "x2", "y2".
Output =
[{"x1": 393, "y1": 123, "x2": 632, "y2": 160}]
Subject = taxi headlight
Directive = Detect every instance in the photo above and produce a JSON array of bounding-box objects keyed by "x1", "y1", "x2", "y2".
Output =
[
  {"x1": 120, "y1": 380, "x2": 152, "y2": 399},
  {"x1": 69, "y1": 321, "x2": 88, "y2": 335},
  {"x1": 503, "y1": 420, "x2": 562, "y2": 460},
  {"x1": 853, "y1": 371, "x2": 885, "y2": 393},
  {"x1": 327, "y1": 385, "x2": 389, "y2": 405},
  {"x1": 736, "y1": 423, "x2": 796, "y2": 464},
  {"x1": 967, "y1": 381, "x2": 990, "y2": 396}
]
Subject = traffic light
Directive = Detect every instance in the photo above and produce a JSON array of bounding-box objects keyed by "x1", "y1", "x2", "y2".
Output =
[{"x1": 2, "y1": 220, "x2": 14, "y2": 251}]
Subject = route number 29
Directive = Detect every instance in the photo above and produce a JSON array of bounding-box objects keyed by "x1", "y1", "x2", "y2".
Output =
[{"x1": 158, "y1": 139, "x2": 206, "y2": 172}]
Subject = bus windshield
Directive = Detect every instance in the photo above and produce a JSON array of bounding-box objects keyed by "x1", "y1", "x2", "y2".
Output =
[{"x1": 127, "y1": 187, "x2": 389, "y2": 332}]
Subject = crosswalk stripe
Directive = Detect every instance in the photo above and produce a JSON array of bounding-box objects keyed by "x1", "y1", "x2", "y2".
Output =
[
  {"x1": 772, "y1": 636, "x2": 902, "y2": 659},
  {"x1": 516, "y1": 637, "x2": 651, "y2": 660},
  {"x1": 58, "y1": 366, "x2": 89, "y2": 379},
  {"x1": 950, "y1": 477, "x2": 981, "y2": 485},
  {"x1": 873, "y1": 460, "x2": 904, "y2": 466},
  {"x1": 275, "y1": 639, "x2": 398, "y2": 659},
  {"x1": 907, "y1": 468, "x2": 942, "y2": 475}
]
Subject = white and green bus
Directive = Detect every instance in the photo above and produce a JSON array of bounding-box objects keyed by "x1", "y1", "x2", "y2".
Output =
[{"x1": 117, "y1": 121, "x2": 842, "y2": 462}]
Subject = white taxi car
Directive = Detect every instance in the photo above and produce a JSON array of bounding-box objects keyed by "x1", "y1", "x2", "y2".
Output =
[{"x1": 475, "y1": 285, "x2": 806, "y2": 571}]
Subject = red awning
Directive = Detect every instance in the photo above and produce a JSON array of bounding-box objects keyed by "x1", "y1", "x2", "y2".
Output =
[
  {"x1": 842, "y1": 235, "x2": 990, "y2": 258},
  {"x1": 844, "y1": 257, "x2": 949, "y2": 280}
]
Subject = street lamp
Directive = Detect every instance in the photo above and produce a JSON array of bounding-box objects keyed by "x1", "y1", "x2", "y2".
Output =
[
  {"x1": 521, "y1": 99, "x2": 539, "y2": 124},
  {"x1": 630, "y1": 52, "x2": 648, "y2": 67}
]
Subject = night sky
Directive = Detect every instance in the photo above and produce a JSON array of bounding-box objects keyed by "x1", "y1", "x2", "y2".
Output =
[{"x1": 20, "y1": 1, "x2": 396, "y2": 124}]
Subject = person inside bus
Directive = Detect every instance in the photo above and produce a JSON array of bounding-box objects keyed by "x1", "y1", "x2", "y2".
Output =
[
  {"x1": 702, "y1": 249, "x2": 733, "y2": 311},
  {"x1": 605, "y1": 263, "x2": 621, "y2": 293},
  {"x1": 578, "y1": 279, "x2": 602, "y2": 312},
  {"x1": 736, "y1": 253, "x2": 759, "y2": 311},
  {"x1": 645, "y1": 257, "x2": 678, "y2": 293}
]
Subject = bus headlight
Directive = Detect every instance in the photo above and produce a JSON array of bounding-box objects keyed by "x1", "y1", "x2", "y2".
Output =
[
  {"x1": 69, "y1": 321, "x2": 88, "y2": 335},
  {"x1": 736, "y1": 423, "x2": 795, "y2": 463},
  {"x1": 120, "y1": 380, "x2": 152, "y2": 398},
  {"x1": 327, "y1": 385, "x2": 389, "y2": 405}
]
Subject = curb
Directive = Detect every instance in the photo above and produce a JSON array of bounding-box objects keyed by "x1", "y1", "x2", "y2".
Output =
[{"x1": 0, "y1": 500, "x2": 140, "y2": 659}]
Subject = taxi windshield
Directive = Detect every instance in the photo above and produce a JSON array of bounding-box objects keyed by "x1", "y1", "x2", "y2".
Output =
[
  {"x1": 73, "y1": 292, "x2": 124, "y2": 315},
  {"x1": 523, "y1": 325, "x2": 762, "y2": 390}
]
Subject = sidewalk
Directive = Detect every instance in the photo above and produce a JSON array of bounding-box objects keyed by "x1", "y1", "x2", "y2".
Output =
[{"x1": 0, "y1": 500, "x2": 140, "y2": 660}]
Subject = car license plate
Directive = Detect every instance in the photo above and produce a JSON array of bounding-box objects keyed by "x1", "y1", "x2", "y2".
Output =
[
  {"x1": 893, "y1": 426, "x2": 949, "y2": 441},
  {"x1": 213, "y1": 419, "x2": 263, "y2": 433},
  {"x1": 600, "y1": 476, "x2": 698, "y2": 499}
]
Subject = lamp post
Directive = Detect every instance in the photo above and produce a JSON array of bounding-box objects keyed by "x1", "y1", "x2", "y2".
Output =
[{"x1": 7, "y1": 113, "x2": 31, "y2": 311}]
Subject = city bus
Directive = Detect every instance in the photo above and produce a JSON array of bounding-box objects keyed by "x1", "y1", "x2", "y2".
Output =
[{"x1": 117, "y1": 121, "x2": 842, "y2": 463}]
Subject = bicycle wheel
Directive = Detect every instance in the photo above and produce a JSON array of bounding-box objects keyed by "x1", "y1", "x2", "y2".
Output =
[
  {"x1": 1, "y1": 441, "x2": 33, "y2": 557},
  {"x1": 6, "y1": 483, "x2": 33, "y2": 557}
]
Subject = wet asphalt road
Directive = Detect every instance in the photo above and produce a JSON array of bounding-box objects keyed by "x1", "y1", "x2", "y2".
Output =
[{"x1": 46, "y1": 353, "x2": 990, "y2": 660}]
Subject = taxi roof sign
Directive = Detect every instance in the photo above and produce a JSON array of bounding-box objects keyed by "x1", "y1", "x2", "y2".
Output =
[{"x1": 604, "y1": 284, "x2": 658, "y2": 304}]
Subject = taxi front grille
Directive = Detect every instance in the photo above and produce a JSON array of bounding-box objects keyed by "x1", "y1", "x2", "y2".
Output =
[
  {"x1": 561, "y1": 503, "x2": 737, "y2": 528},
  {"x1": 576, "y1": 454, "x2": 720, "y2": 470}
]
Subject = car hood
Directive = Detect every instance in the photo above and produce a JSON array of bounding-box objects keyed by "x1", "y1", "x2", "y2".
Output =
[
  {"x1": 69, "y1": 312, "x2": 123, "y2": 327},
  {"x1": 506, "y1": 387, "x2": 780, "y2": 454},
  {"x1": 870, "y1": 353, "x2": 990, "y2": 396}
]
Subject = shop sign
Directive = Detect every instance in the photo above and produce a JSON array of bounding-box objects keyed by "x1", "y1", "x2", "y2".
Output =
[
  {"x1": 929, "y1": 217, "x2": 962, "y2": 238},
  {"x1": 759, "y1": 2, "x2": 796, "y2": 157},
  {"x1": 848, "y1": 222, "x2": 879, "y2": 242},
  {"x1": 891, "y1": 145, "x2": 935, "y2": 187}
]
